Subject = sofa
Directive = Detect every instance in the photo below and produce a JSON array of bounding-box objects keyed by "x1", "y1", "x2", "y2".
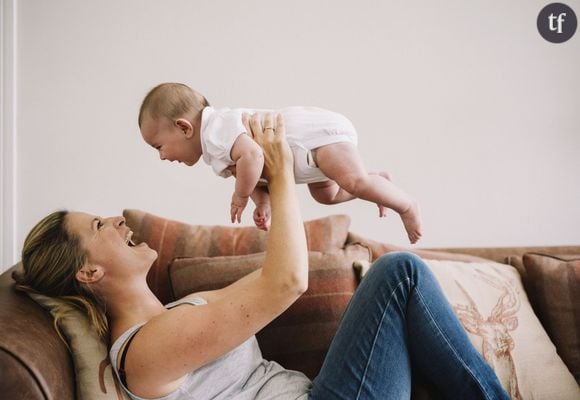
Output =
[{"x1": 0, "y1": 210, "x2": 578, "y2": 400}]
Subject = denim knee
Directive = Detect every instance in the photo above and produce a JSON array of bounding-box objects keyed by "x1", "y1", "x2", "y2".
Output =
[{"x1": 371, "y1": 251, "x2": 427, "y2": 282}]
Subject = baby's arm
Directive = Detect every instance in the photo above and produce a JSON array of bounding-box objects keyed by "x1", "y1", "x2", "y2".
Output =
[
  {"x1": 250, "y1": 186, "x2": 271, "y2": 231},
  {"x1": 230, "y1": 134, "x2": 264, "y2": 223}
]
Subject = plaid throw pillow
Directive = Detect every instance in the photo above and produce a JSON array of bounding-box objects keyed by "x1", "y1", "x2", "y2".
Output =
[
  {"x1": 123, "y1": 209, "x2": 351, "y2": 303},
  {"x1": 169, "y1": 244, "x2": 371, "y2": 379}
]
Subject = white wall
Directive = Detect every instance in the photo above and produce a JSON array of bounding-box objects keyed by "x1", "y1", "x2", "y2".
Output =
[
  {"x1": 1, "y1": 0, "x2": 17, "y2": 269},
  {"x1": 3, "y1": 0, "x2": 580, "y2": 270}
]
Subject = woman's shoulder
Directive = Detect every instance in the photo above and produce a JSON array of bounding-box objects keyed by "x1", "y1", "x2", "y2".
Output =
[
  {"x1": 109, "y1": 322, "x2": 145, "y2": 365},
  {"x1": 110, "y1": 296, "x2": 206, "y2": 350}
]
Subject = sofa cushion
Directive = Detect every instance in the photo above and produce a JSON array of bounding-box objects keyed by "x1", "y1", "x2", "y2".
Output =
[
  {"x1": 26, "y1": 292, "x2": 130, "y2": 400},
  {"x1": 169, "y1": 243, "x2": 371, "y2": 379},
  {"x1": 522, "y1": 253, "x2": 580, "y2": 383},
  {"x1": 424, "y1": 259, "x2": 579, "y2": 399},
  {"x1": 124, "y1": 209, "x2": 351, "y2": 303}
]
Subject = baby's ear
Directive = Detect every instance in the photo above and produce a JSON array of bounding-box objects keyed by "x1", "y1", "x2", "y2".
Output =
[{"x1": 175, "y1": 118, "x2": 194, "y2": 138}]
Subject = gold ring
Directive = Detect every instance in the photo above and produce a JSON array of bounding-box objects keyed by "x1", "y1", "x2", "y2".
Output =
[{"x1": 264, "y1": 127, "x2": 275, "y2": 132}]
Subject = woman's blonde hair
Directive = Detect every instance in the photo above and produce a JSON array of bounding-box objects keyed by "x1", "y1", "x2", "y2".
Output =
[
  {"x1": 138, "y1": 82, "x2": 210, "y2": 127},
  {"x1": 12, "y1": 211, "x2": 109, "y2": 343}
]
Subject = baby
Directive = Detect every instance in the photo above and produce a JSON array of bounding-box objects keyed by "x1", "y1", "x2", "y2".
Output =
[{"x1": 138, "y1": 83, "x2": 422, "y2": 243}]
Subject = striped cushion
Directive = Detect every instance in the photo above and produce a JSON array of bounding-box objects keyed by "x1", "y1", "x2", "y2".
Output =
[
  {"x1": 169, "y1": 244, "x2": 371, "y2": 379},
  {"x1": 123, "y1": 209, "x2": 352, "y2": 303},
  {"x1": 522, "y1": 253, "x2": 580, "y2": 383}
]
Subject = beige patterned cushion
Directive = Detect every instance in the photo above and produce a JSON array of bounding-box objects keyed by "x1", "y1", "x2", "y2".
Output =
[
  {"x1": 27, "y1": 293, "x2": 129, "y2": 400},
  {"x1": 425, "y1": 259, "x2": 580, "y2": 400}
]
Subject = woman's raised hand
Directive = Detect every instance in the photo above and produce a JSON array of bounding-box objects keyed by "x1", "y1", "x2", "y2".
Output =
[{"x1": 242, "y1": 112, "x2": 293, "y2": 182}]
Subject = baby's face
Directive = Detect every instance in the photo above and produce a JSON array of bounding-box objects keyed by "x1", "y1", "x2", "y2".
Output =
[{"x1": 140, "y1": 116, "x2": 196, "y2": 166}]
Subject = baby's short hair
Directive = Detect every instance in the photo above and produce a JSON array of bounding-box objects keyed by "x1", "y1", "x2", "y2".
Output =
[{"x1": 138, "y1": 83, "x2": 210, "y2": 126}]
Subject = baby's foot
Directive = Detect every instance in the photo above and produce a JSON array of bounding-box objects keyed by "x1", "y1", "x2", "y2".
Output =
[
  {"x1": 375, "y1": 171, "x2": 393, "y2": 218},
  {"x1": 400, "y1": 200, "x2": 422, "y2": 244}
]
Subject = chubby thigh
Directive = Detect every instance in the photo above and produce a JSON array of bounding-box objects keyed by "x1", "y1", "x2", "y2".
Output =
[{"x1": 280, "y1": 107, "x2": 358, "y2": 185}]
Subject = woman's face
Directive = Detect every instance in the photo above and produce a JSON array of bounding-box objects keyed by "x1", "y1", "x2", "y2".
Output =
[{"x1": 65, "y1": 212, "x2": 157, "y2": 277}]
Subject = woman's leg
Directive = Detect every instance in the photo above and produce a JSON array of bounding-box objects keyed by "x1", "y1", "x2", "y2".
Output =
[{"x1": 309, "y1": 252, "x2": 508, "y2": 400}]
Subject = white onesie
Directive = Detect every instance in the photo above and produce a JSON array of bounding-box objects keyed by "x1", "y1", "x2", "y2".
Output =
[{"x1": 200, "y1": 106, "x2": 358, "y2": 184}]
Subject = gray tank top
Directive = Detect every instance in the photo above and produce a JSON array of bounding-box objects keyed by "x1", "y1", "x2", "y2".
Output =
[{"x1": 109, "y1": 297, "x2": 312, "y2": 400}]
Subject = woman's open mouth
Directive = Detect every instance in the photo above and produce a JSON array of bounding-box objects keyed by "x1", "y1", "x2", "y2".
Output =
[{"x1": 125, "y1": 231, "x2": 136, "y2": 247}]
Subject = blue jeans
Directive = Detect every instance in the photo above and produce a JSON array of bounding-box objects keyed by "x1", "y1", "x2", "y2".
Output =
[{"x1": 309, "y1": 252, "x2": 509, "y2": 400}]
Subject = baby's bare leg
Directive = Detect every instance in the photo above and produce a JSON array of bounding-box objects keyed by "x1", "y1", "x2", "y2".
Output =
[
  {"x1": 308, "y1": 171, "x2": 391, "y2": 217},
  {"x1": 308, "y1": 180, "x2": 356, "y2": 204},
  {"x1": 370, "y1": 171, "x2": 391, "y2": 218},
  {"x1": 313, "y1": 142, "x2": 422, "y2": 244}
]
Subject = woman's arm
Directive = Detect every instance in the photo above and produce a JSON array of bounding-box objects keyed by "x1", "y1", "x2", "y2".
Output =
[
  {"x1": 255, "y1": 113, "x2": 307, "y2": 290},
  {"x1": 125, "y1": 113, "x2": 308, "y2": 398}
]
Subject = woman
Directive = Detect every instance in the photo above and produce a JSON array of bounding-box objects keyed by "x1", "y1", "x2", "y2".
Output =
[{"x1": 14, "y1": 113, "x2": 508, "y2": 399}]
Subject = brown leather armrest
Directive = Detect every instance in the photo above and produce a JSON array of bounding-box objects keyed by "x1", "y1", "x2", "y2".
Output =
[{"x1": 0, "y1": 266, "x2": 75, "y2": 400}]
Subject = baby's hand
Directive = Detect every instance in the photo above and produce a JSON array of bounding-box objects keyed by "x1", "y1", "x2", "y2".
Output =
[
  {"x1": 253, "y1": 203, "x2": 271, "y2": 231},
  {"x1": 231, "y1": 193, "x2": 249, "y2": 223}
]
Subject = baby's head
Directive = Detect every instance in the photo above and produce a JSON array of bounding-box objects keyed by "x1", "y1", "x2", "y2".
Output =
[{"x1": 139, "y1": 83, "x2": 210, "y2": 165}]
